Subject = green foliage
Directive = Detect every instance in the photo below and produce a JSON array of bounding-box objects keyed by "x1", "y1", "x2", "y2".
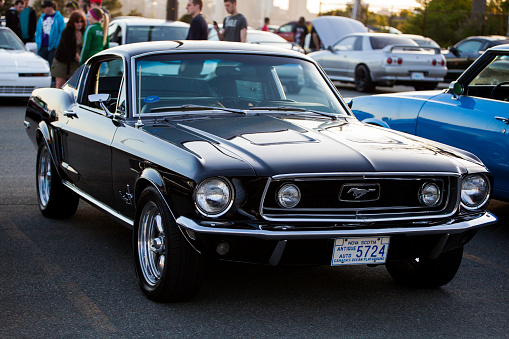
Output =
[
  {"x1": 127, "y1": 9, "x2": 143, "y2": 17},
  {"x1": 401, "y1": 0, "x2": 509, "y2": 48},
  {"x1": 180, "y1": 13, "x2": 192, "y2": 23}
]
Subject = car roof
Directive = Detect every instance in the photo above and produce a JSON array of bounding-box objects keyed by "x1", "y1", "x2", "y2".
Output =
[
  {"x1": 110, "y1": 18, "x2": 189, "y2": 27},
  {"x1": 488, "y1": 43, "x2": 509, "y2": 51},
  {"x1": 98, "y1": 40, "x2": 310, "y2": 59}
]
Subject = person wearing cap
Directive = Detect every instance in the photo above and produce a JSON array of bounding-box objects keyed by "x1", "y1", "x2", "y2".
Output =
[
  {"x1": 65, "y1": 1, "x2": 79, "y2": 16},
  {"x1": 89, "y1": 0, "x2": 110, "y2": 21},
  {"x1": 80, "y1": 7, "x2": 109, "y2": 65},
  {"x1": 19, "y1": 0, "x2": 37, "y2": 43},
  {"x1": 35, "y1": 0, "x2": 65, "y2": 67}
]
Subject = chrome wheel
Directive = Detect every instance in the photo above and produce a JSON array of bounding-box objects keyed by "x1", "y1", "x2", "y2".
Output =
[
  {"x1": 137, "y1": 201, "x2": 166, "y2": 287},
  {"x1": 38, "y1": 146, "x2": 52, "y2": 208}
]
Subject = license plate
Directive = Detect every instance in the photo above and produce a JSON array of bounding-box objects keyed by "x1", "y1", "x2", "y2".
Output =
[
  {"x1": 411, "y1": 72, "x2": 424, "y2": 80},
  {"x1": 331, "y1": 237, "x2": 390, "y2": 266}
]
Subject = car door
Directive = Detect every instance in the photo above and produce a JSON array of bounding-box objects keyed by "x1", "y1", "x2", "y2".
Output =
[
  {"x1": 415, "y1": 55, "x2": 509, "y2": 199},
  {"x1": 60, "y1": 57, "x2": 125, "y2": 209},
  {"x1": 318, "y1": 36, "x2": 359, "y2": 80}
]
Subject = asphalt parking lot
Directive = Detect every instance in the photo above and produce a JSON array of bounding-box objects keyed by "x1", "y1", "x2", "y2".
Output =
[{"x1": 1, "y1": 95, "x2": 507, "y2": 337}]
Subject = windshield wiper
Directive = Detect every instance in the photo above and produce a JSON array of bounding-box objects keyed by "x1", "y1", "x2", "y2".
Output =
[
  {"x1": 248, "y1": 106, "x2": 339, "y2": 120},
  {"x1": 150, "y1": 104, "x2": 246, "y2": 115}
]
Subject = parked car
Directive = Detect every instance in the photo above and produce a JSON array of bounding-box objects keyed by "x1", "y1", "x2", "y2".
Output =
[
  {"x1": 208, "y1": 28, "x2": 304, "y2": 54},
  {"x1": 350, "y1": 44, "x2": 509, "y2": 201},
  {"x1": 0, "y1": 27, "x2": 51, "y2": 97},
  {"x1": 24, "y1": 41, "x2": 495, "y2": 302},
  {"x1": 108, "y1": 18, "x2": 189, "y2": 46},
  {"x1": 442, "y1": 35, "x2": 509, "y2": 81},
  {"x1": 403, "y1": 34, "x2": 441, "y2": 49},
  {"x1": 309, "y1": 32, "x2": 447, "y2": 92},
  {"x1": 274, "y1": 20, "x2": 309, "y2": 42}
]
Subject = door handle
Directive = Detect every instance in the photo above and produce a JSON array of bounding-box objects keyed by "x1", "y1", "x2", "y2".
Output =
[
  {"x1": 64, "y1": 110, "x2": 78, "y2": 119},
  {"x1": 495, "y1": 116, "x2": 509, "y2": 125}
]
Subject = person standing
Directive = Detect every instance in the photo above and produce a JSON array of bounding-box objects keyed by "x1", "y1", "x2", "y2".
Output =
[
  {"x1": 261, "y1": 17, "x2": 269, "y2": 31},
  {"x1": 80, "y1": 7, "x2": 109, "y2": 65},
  {"x1": 51, "y1": 11, "x2": 86, "y2": 88},
  {"x1": 19, "y1": 0, "x2": 37, "y2": 43},
  {"x1": 65, "y1": 1, "x2": 79, "y2": 16},
  {"x1": 89, "y1": 0, "x2": 110, "y2": 21},
  {"x1": 185, "y1": 0, "x2": 208, "y2": 40},
  {"x1": 6, "y1": 0, "x2": 24, "y2": 39},
  {"x1": 292, "y1": 17, "x2": 308, "y2": 48},
  {"x1": 213, "y1": 0, "x2": 247, "y2": 43},
  {"x1": 35, "y1": 0, "x2": 65, "y2": 67}
]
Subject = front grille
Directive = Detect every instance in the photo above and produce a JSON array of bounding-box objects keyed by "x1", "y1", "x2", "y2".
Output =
[
  {"x1": 260, "y1": 173, "x2": 460, "y2": 222},
  {"x1": 0, "y1": 86, "x2": 35, "y2": 95}
]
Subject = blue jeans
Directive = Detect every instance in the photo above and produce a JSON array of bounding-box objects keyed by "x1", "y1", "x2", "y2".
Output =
[{"x1": 37, "y1": 46, "x2": 56, "y2": 67}]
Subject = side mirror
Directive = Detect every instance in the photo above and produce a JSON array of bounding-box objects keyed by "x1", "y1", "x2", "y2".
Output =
[
  {"x1": 89, "y1": 93, "x2": 114, "y2": 117},
  {"x1": 449, "y1": 81, "x2": 463, "y2": 99}
]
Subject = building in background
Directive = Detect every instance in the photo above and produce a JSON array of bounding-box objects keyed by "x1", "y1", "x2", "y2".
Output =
[{"x1": 128, "y1": 0, "x2": 316, "y2": 28}]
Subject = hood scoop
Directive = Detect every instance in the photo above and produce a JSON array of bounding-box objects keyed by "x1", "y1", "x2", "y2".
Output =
[{"x1": 240, "y1": 129, "x2": 317, "y2": 145}]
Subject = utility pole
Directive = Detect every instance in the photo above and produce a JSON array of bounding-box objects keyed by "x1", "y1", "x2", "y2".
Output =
[
  {"x1": 352, "y1": 0, "x2": 361, "y2": 20},
  {"x1": 166, "y1": 0, "x2": 178, "y2": 21}
]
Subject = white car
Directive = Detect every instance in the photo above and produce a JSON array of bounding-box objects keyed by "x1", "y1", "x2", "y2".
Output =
[
  {"x1": 310, "y1": 32, "x2": 447, "y2": 92},
  {"x1": 0, "y1": 27, "x2": 51, "y2": 97},
  {"x1": 108, "y1": 18, "x2": 189, "y2": 46}
]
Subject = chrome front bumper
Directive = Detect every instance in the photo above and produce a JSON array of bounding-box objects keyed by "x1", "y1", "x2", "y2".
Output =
[{"x1": 176, "y1": 211, "x2": 497, "y2": 240}]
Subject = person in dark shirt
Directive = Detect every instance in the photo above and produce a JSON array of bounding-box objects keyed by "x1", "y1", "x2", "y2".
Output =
[
  {"x1": 185, "y1": 0, "x2": 208, "y2": 40},
  {"x1": 6, "y1": 0, "x2": 24, "y2": 39},
  {"x1": 213, "y1": 0, "x2": 247, "y2": 42},
  {"x1": 19, "y1": 0, "x2": 36, "y2": 43},
  {"x1": 292, "y1": 16, "x2": 308, "y2": 48}
]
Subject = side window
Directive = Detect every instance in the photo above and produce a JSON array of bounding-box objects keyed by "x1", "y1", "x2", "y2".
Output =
[
  {"x1": 81, "y1": 58, "x2": 124, "y2": 111},
  {"x1": 66, "y1": 65, "x2": 84, "y2": 89},
  {"x1": 333, "y1": 37, "x2": 357, "y2": 51},
  {"x1": 457, "y1": 40, "x2": 482, "y2": 54},
  {"x1": 278, "y1": 24, "x2": 292, "y2": 33}
]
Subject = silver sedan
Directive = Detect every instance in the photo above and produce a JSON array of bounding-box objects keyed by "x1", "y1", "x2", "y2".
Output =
[{"x1": 309, "y1": 33, "x2": 447, "y2": 92}]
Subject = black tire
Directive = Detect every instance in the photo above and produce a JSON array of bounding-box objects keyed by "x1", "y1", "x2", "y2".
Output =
[
  {"x1": 133, "y1": 186, "x2": 205, "y2": 302},
  {"x1": 36, "y1": 143, "x2": 79, "y2": 219},
  {"x1": 414, "y1": 82, "x2": 438, "y2": 91},
  {"x1": 385, "y1": 247, "x2": 464, "y2": 288},
  {"x1": 354, "y1": 65, "x2": 376, "y2": 92}
]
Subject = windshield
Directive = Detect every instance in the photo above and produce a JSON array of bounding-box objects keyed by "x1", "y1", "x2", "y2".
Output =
[
  {"x1": 134, "y1": 53, "x2": 348, "y2": 117},
  {"x1": 0, "y1": 29, "x2": 26, "y2": 50},
  {"x1": 126, "y1": 25, "x2": 189, "y2": 44}
]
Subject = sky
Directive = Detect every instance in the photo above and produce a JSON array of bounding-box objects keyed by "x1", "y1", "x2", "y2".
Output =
[{"x1": 274, "y1": 0, "x2": 422, "y2": 14}]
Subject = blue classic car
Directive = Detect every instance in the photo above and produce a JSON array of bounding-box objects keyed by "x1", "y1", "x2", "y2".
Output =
[{"x1": 350, "y1": 44, "x2": 509, "y2": 201}]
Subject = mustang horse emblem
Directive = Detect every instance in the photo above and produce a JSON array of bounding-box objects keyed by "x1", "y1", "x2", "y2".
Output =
[{"x1": 348, "y1": 187, "x2": 377, "y2": 199}]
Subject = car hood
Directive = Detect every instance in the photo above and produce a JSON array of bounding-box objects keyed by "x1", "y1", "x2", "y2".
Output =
[
  {"x1": 0, "y1": 49, "x2": 50, "y2": 72},
  {"x1": 146, "y1": 115, "x2": 470, "y2": 177},
  {"x1": 311, "y1": 16, "x2": 367, "y2": 48}
]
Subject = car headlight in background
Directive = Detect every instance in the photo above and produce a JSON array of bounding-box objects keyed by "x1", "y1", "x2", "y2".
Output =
[
  {"x1": 194, "y1": 177, "x2": 233, "y2": 217},
  {"x1": 277, "y1": 183, "x2": 301, "y2": 208},
  {"x1": 419, "y1": 182, "x2": 441, "y2": 206},
  {"x1": 461, "y1": 174, "x2": 490, "y2": 209}
]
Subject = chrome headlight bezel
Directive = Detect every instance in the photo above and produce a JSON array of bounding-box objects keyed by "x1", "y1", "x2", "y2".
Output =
[
  {"x1": 418, "y1": 182, "x2": 441, "y2": 207},
  {"x1": 460, "y1": 174, "x2": 491, "y2": 210},
  {"x1": 276, "y1": 183, "x2": 301, "y2": 208},
  {"x1": 193, "y1": 177, "x2": 234, "y2": 218}
]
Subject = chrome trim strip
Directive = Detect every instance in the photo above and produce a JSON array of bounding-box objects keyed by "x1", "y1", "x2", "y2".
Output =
[
  {"x1": 24, "y1": 120, "x2": 30, "y2": 129},
  {"x1": 176, "y1": 212, "x2": 497, "y2": 240},
  {"x1": 271, "y1": 172, "x2": 461, "y2": 180},
  {"x1": 62, "y1": 180, "x2": 134, "y2": 227}
]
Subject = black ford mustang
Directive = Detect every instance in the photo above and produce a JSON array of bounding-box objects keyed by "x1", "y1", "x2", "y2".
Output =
[{"x1": 24, "y1": 41, "x2": 496, "y2": 302}]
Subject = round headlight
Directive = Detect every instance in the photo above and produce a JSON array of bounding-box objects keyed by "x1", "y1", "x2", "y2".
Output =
[
  {"x1": 461, "y1": 174, "x2": 489, "y2": 209},
  {"x1": 277, "y1": 183, "x2": 301, "y2": 208},
  {"x1": 194, "y1": 177, "x2": 233, "y2": 217},
  {"x1": 419, "y1": 182, "x2": 441, "y2": 206}
]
